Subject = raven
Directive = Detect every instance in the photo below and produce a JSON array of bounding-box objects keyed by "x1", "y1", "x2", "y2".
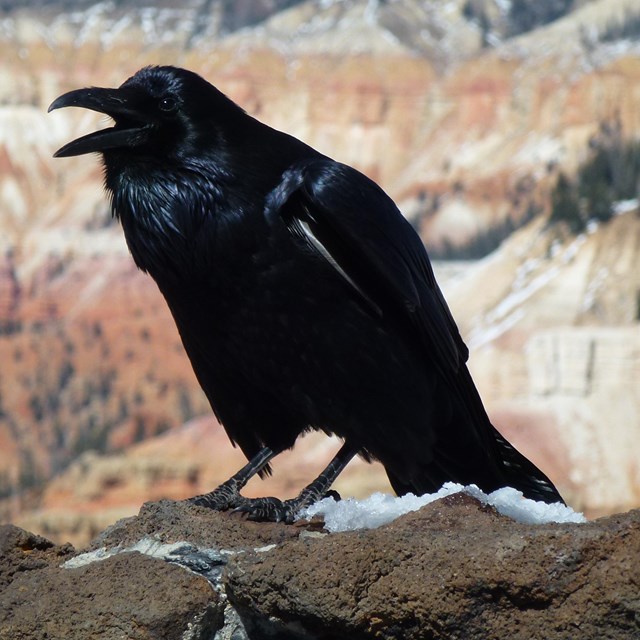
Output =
[{"x1": 49, "y1": 66, "x2": 564, "y2": 521}]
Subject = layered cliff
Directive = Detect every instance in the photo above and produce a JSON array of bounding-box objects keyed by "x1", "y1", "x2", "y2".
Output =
[{"x1": 1, "y1": 0, "x2": 640, "y2": 543}]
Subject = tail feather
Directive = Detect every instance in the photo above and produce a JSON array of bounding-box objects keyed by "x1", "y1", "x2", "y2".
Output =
[
  {"x1": 490, "y1": 428, "x2": 564, "y2": 504},
  {"x1": 387, "y1": 432, "x2": 564, "y2": 505},
  {"x1": 386, "y1": 366, "x2": 564, "y2": 505}
]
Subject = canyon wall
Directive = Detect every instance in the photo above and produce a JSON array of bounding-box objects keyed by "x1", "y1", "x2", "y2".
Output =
[{"x1": 1, "y1": 0, "x2": 639, "y2": 543}]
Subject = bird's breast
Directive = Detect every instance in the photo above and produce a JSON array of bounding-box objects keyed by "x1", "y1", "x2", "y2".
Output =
[
  {"x1": 163, "y1": 225, "x2": 374, "y2": 367},
  {"x1": 110, "y1": 166, "x2": 228, "y2": 280}
]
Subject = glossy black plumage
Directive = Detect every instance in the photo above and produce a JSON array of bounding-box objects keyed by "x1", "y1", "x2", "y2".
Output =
[{"x1": 50, "y1": 66, "x2": 564, "y2": 519}]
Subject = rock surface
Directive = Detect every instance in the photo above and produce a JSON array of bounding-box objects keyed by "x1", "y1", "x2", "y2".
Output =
[
  {"x1": 0, "y1": 532, "x2": 218, "y2": 640},
  {"x1": 1, "y1": 494, "x2": 638, "y2": 639},
  {"x1": 2, "y1": 0, "x2": 640, "y2": 546}
]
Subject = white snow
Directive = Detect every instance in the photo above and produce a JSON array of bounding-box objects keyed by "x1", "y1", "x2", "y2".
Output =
[
  {"x1": 467, "y1": 231, "x2": 591, "y2": 349},
  {"x1": 63, "y1": 539, "x2": 191, "y2": 569},
  {"x1": 494, "y1": 0, "x2": 512, "y2": 15},
  {"x1": 467, "y1": 307, "x2": 525, "y2": 350},
  {"x1": 299, "y1": 483, "x2": 586, "y2": 532},
  {"x1": 493, "y1": 265, "x2": 560, "y2": 318},
  {"x1": 581, "y1": 266, "x2": 609, "y2": 312},
  {"x1": 612, "y1": 198, "x2": 639, "y2": 215},
  {"x1": 63, "y1": 537, "x2": 277, "y2": 570}
]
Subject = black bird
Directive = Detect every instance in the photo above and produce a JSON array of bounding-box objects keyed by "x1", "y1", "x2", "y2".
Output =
[{"x1": 49, "y1": 66, "x2": 564, "y2": 521}]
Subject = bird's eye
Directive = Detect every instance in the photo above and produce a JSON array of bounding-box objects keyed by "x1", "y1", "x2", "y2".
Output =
[{"x1": 159, "y1": 96, "x2": 178, "y2": 113}]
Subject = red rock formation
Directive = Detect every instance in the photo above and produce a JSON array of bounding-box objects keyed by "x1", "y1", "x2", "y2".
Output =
[{"x1": 1, "y1": 0, "x2": 640, "y2": 542}]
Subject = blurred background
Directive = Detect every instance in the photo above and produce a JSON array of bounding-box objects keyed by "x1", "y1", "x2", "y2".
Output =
[{"x1": 0, "y1": 0, "x2": 639, "y2": 547}]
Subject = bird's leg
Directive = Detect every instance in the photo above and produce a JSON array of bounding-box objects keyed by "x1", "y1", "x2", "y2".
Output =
[
  {"x1": 188, "y1": 446, "x2": 276, "y2": 511},
  {"x1": 235, "y1": 442, "x2": 357, "y2": 523}
]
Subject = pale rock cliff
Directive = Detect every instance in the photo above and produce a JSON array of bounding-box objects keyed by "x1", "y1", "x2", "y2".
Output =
[{"x1": 1, "y1": 0, "x2": 639, "y2": 544}]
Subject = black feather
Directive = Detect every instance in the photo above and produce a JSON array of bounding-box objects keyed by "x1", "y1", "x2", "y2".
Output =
[{"x1": 51, "y1": 65, "x2": 564, "y2": 510}]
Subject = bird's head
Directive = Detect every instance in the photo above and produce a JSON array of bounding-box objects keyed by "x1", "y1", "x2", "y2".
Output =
[{"x1": 49, "y1": 66, "x2": 244, "y2": 159}]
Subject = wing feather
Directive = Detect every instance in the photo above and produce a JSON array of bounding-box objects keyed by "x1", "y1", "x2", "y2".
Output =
[{"x1": 266, "y1": 159, "x2": 468, "y2": 374}]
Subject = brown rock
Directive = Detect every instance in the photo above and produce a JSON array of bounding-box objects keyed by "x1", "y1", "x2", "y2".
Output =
[
  {"x1": 0, "y1": 524, "x2": 220, "y2": 640},
  {"x1": 226, "y1": 494, "x2": 640, "y2": 639},
  {"x1": 3, "y1": 0, "x2": 640, "y2": 576},
  {"x1": 5, "y1": 494, "x2": 638, "y2": 639},
  {"x1": 0, "y1": 524, "x2": 74, "y2": 591},
  {"x1": 93, "y1": 498, "x2": 304, "y2": 551}
]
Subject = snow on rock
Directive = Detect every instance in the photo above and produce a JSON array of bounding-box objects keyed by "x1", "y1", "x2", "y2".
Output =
[
  {"x1": 3, "y1": 499, "x2": 637, "y2": 639},
  {"x1": 612, "y1": 198, "x2": 639, "y2": 215},
  {"x1": 300, "y1": 483, "x2": 586, "y2": 532}
]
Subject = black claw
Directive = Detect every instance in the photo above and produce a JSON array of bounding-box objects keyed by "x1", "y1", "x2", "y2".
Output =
[
  {"x1": 187, "y1": 481, "x2": 245, "y2": 511},
  {"x1": 231, "y1": 497, "x2": 290, "y2": 522},
  {"x1": 187, "y1": 475, "x2": 342, "y2": 523},
  {"x1": 185, "y1": 444, "x2": 353, "y2": 523}
]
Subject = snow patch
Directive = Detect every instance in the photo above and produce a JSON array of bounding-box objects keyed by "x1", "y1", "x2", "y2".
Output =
[
  {"x1": 467, "y1": 231, "x2": 590, "y2": 348},
  {"x1": 494, "y1": 0, "x2": 512, "y2": 15},
  {"x1": 62, "y1": 539, "x2": 221, "y2": 569},
  {"x1": 581, "y1": 266, "x2": 609, "y2": 312},
  {"x1": 489, "y1": 265, "x2": 560, "y2": 323},
  {"x1": 613, "y1": 198, "x2": 638, "y2": 215},
  {"x1": 62, "y1": 537, "x2": 269, "y2": 572},
  {"x1": 514, "y1": 133, "x2": 564, "y2": 166},
  {"x1": 300, "y1": 483, "x2": 586, "y2": 532},
  {"x1": 468, "y1": 307, "x2": 525, "y2": 350}
]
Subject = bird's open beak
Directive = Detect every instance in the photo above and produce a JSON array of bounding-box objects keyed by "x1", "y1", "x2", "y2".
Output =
[{"x1": 48, "y1": 87, "x2": 150, "y2": 157}]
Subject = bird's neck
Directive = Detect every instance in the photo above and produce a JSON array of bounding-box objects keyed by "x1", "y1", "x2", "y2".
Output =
[{"x1": 105, "y1": 160, "x2": 233, "y2": 282}]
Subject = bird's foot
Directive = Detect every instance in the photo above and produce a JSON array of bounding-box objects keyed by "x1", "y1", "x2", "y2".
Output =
[
  {"x1": 187, "y1": 479, "x2": 247, "y2": 511},
  {"x1": 232, "y1": 496, "x2": 296, "y2": 523},
  {"x1": 188, "y1": 487, "x2": 295, "y2": 522},
  {"x1": 233, "y1": 489, "x2": 341, "y2": 524},
  {"x1": 187, "y1": 447, "x2": 277, "y2": 512}
]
